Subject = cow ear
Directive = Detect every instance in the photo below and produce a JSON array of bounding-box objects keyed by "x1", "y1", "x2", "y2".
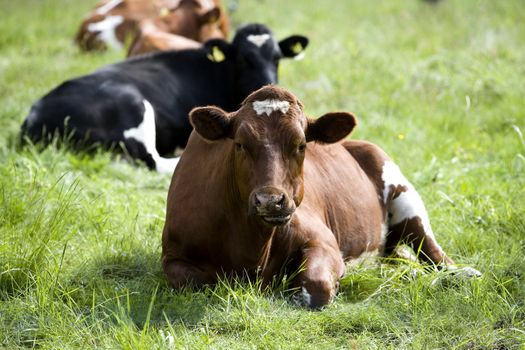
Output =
[
  {"x1": 306, "y1": 112, "x2": 357, "y2": 143},
  {"x1": 279, "y1": 35, "x2": 309, "y2": 58},
  {"x1": 200, "y1": 7, "x2": 221, "y2": 24},
  {"x1": 204, "y1": 39, "x2": 231, "y2": 63},
  {"x1": 190, "y1": 106, "x2": 232, "y2": 141}
]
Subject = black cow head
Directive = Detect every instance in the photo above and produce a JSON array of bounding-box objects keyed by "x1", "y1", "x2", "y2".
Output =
[{"x1": 203, "y1": 23, "x2": 308, "y2": 102}]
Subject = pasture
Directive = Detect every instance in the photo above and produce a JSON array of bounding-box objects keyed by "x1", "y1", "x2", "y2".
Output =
[{"x1": 1, "y1": 0, "x2": 524, "y2": 348}]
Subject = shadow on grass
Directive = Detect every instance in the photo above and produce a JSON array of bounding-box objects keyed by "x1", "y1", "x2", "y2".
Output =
[
  {"x1": 66, "y1": 250, "x2": 203, "y2": 325},
  {"x1": 64, "y1": 249, "x2": 285, "y2": 330}
]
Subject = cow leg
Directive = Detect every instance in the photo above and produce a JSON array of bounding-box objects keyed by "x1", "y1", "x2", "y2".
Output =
[
  {"x1": 345, "y1": 141, "x2": 480, "y2": 276},
  {"x1": 381, "y1": 160, "x2": 454, "y2": 265},
  {"x1": 344, "y1": 141, "x2": 455, "y2": 266},
  {"x1": 122, "y1": 99, "x2": 179, "y2": 173},
  {"x1": 292, "y1": 238, "x2": 345, "y2": 309},
  {"x1": 287, "y1": 215, "x2": 345, "y2": 309},
  {"x1": 162, "y1": 258, "x2": 217, "y2": 289}
]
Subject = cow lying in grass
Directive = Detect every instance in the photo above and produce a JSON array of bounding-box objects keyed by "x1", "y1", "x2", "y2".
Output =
[
  {"x1": 127, "y1": 0, "x2": 227, "y2": 57},
  {"x1": 75, "y1": 0, "x2": 229, "y2": 52},
  {"x1": 22, "y1": 24, "x2": 308, "y2": 173},
  {"x1": 161, "y1": 85, "x2": 481, "y2": 309}
]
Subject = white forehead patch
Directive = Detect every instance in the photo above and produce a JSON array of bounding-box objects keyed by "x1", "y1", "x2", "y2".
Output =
[
  {"x1": 87, "y1": 15, "x2": 124, "y2": 49},
  {"x1": 95, "y1": 0, "x2": 123, "y2": 15},
  {"x1": 247, "y1": 34, "x2": 271, "y2": 47},
  {"x1": 252, "y1": 99, "x2": 290, "y2": 116}
]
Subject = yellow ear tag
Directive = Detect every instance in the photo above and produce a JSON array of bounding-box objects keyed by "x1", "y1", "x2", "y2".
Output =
[
  {"x1": 160, "y1": 7, "x2": 170, "y2": 17},
  {"x1": 207, "y1": 46, "x2": 225, "y2": 62},
  {"x1": 291, "y1": 42, "x2": 303, "y2": 55}
]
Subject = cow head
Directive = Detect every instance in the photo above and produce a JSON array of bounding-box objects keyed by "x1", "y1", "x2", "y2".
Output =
[
  {"x1": 204, "y1": 24, "x2": 309, "y2": 102},
  {"x1": 157, "y1": 0, "x2": 223, "y2": 41},
  {"x1": 190, "y1": 85, "x2": 356, "y2": 226}
]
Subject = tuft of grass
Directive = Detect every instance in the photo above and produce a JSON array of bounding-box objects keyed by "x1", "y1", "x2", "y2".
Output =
[{"x1": 1, "y1": 0, "x2": 524, "y2": 348}]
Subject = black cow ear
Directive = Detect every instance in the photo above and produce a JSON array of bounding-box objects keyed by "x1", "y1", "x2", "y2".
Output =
[
  {"x1": 204, "y1": 39, "x2": 231, "y2": 63},
  {"x1": 279, "y1": 35, "x2": 309, "y2": 58},
  {"x1": 190, "y1": 106, "x2": 231, "y2": 141},
  {"x1": 306, "y1": 112, "x2": 357, "y2": 144}
]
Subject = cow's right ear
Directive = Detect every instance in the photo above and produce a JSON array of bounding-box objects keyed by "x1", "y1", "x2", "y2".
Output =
[
  {"x1": 279, "y1": 35, "x2": 309, "y2": 58},
  {"x1": 190, "y1": 106, "x2": 231, "y2": 141},
  {"x1": 204, "y1": 39, "x2": 231, "y2": 63},
  {"x1": 199, "y1": 7, "x2": 221, "y2": 24},
  {"x1": 306, "y1": 112, "x2": 357, "y2": 144}
]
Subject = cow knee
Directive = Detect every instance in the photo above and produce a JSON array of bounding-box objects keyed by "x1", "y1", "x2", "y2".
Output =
[
  {"x1": 293, "y1": 277, "x2": 339, "y2": 309},
  {"x1": 293, "y1": 258, "x2": 343, "y2": 309}
]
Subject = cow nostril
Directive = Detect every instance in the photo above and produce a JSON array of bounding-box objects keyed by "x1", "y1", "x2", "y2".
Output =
[
  {"x1": 275, "y1": 194, "x2": 285, "y2": 209},
  {"x1": 254, "y1": 192, "x2": 286, "y2": 209}
]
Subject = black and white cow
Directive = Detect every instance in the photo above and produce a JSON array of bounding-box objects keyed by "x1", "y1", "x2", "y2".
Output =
[{"x1": 22, "y1": 23, "x2": 308, "y2": 172}]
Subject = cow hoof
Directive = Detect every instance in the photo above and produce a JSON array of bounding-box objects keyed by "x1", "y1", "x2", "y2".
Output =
[
  {"x1": 430, "y1": 265, "x2": 482, "y2": 288},
  {"x1": 292, "y1": 281, "x2": 336, "y2": 310},
  {"x1": 292, "y1": 288, "x2": 327, "y2": 310},
  {"x1": 292, "y1": 287, "x2": 319, "y2": 309},
  {"x1": 445, "y1": 265, "x2": 483, "y2": 278}
]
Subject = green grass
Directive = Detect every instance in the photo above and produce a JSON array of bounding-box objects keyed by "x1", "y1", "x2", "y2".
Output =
[{"x1": 1, "y1": 0, "x2": 524, "y2": 348}]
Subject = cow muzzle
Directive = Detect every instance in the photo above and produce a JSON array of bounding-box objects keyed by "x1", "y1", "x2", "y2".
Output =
[{"x1": 249, "y1": 187, "x2": 295, "y2": 226}]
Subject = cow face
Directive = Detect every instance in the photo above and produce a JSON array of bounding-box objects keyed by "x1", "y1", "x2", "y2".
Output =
[
  {"x1": 190, "y1": 86, "x2": 356, "y2": 226},
  {"x1": 163, "y1": 0, "x2": 223, "y2": 41},
  {"x1": 204, "y1": 24, "x2": 308, "y2": 102}
]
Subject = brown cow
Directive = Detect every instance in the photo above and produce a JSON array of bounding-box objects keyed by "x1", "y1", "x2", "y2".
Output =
[
  {"x1": 75, "y1": 0, "x2": 228, "y2": 52},
  {"x1": 161, "y1": 85, "x2": 480, "y2": 309},
  {"x1": 127, "y1": 0, "x2": 225, "y2": 57}
]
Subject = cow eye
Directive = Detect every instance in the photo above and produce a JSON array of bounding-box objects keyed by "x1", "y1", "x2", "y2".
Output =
[
  {"x1": 298, "y1": 144, "x2": 306, "y2": 153},
  {"x1": 235, "y1": 142, "x2": 244, "y2": 152}
]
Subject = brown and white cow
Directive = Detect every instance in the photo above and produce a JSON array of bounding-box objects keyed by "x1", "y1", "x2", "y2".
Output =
[
  {"x1": 75, "y1": 0, "x2": 228, "y2": 52},
  {"x1": 161, "y1": 85, "x2": 480, "y2": 309},
  {"x1": 127, "y1": 0, "x2": 225, "y2": 57}
]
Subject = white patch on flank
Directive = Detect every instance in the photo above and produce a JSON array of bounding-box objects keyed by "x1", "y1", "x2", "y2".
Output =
[
  {"x1": 381, "y1": 160, "x2": 443, "y2": 252},
  {"x1": 123, "y1": 100, "x2": 180, "y2": 173},
  {"x1": 252, "y1": 99, "x2": 290, "y2": 116},
  {"x1": 95, "y1": 0, "x2": 123, "y2": 15},
  {"x1": 380, "y1": 223, "x2": 388, "y2": 246},
  {"x1": 247, "y1": 33, "x2": 271, "y2": 47},
  {"x1": 87, "y1": 15, "x2": 124, "y2": 49}
]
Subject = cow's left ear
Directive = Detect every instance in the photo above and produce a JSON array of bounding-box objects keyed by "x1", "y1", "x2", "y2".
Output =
[
  {"x1": 279, "y1": 35, "x2": 309, "y2": 58},
  {"x1": 306, "y1": 112, "x2": 357, "y2": 143},
  {"x1": 190, "y1": 106, "x2": 232, "y2": 141}
]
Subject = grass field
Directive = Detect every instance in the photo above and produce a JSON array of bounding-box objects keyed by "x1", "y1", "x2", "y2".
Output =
[{"x1": 1, "y1": 0, "x2": 524, "y2": 348}]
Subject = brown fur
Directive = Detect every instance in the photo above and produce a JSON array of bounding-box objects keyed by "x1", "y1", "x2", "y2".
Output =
[
  {"x1": 127, "y1": 0, "x2": 227, "y2": 56},
  {"x1": 75, "y1": 0, "x2": 228, "y2": 52},
  {"x1": 162, "y1": 85, "x2": 453, "y2": 308}
]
